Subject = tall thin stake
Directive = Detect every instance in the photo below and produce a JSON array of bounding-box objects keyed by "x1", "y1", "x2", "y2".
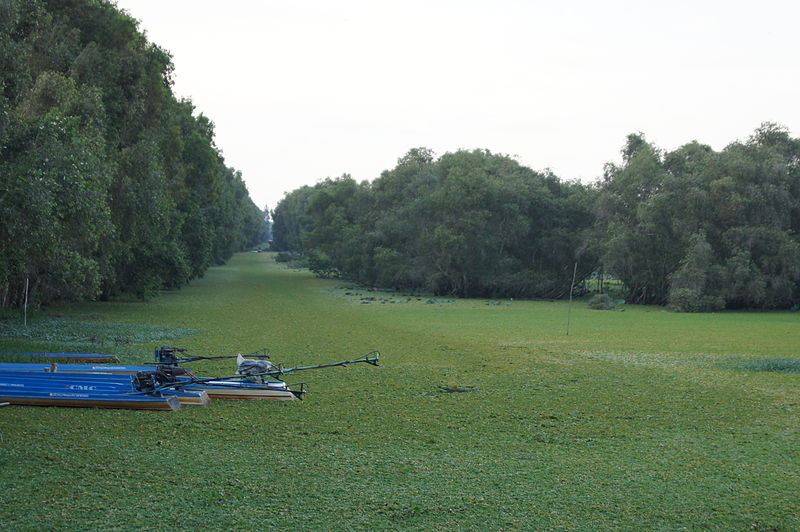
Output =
[
  {"x1": 566, "y1": 262, "x2": 577, "y2": 336},
  {"x1": 23, "y1": 276, "x2": 29, "y2": 327}
]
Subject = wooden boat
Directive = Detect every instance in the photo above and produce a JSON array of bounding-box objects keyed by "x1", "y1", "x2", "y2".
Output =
[
  {"x1": 0, "y1": 349, "x2": 379, "y2": 402},
  {"x1": 0, "y1": 363, "x2": 302, "y2": 400},
  {"x1": 0, "y1": 362, "x2": 186, "y2": 375},
  {"x1": 0, "y1": 371, "x2": 207, "y2": 408},
  {"x1": 0, "y1": 351, "x2": 120, "y2": 362},
  {"x1": 0, "y1": 371, "x2": 209, "y2": 406},
  {"x1": 0, "y1": 388, "x2": 180, "y2": 410},
  {"x1": 180, "y1": 379, "x2": 304, "y2": 400}
]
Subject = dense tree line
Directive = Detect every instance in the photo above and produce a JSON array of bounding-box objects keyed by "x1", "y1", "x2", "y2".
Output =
[
  {"x1": 273, "y1": 125, "x2": 800, "y2": 311},
  {"x1": 273, "y1": 148, "x2": 597, "y2": 299},
  {"x1": 0, "y1": 0, "x2": 267, "y2": 308},
  {"x1": 597, "y1": 124, "x2": 800, "y2": 310}
]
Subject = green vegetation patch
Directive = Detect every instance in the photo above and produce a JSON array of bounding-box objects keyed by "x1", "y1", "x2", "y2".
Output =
[
  {"x1": 0, "y1": 0, "x2": 267, "y2": 312},
  {"x1": 1, "y1": 253, "x2": 798, "y2": 530},
  {"x1": 587, "y1": 293, "x2": 616, "y2": 310},
  {"x1": 0, "y1": 318, "x2": 197, "y2": 347},
  {"x1": 733, "y1": 358, "x2": 800, "y2": 374}
]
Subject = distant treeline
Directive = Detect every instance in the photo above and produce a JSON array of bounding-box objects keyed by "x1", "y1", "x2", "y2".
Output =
[
  {"x1": 273, "y1": 124, "x2": 800, "y2": 311},
  {"x1": 0, "y1": 1, "x2": 267, "y2": 308}
]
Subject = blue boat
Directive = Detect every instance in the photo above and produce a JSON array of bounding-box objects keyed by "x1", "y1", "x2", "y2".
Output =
[
  {"x1": 0, "y1": 362, "x2": 181, "y2": 374},
  {"x1": 175, "y1": 378, "x2": 304, "y2": 401},
  {"x1": 0, "y1": 387, "x2": 180, "y2": 410},
  {"x1": 0, "y1": 362, "x2": 303, "y2": 400},
  {"x1": 0, "y1": 371, "x2": 208, "y2": 409},
  {"x1": 0, "y1": 349, "x2": 379, "y2": 402},
  {"x1": 0, "y1": 351, "x2": 120, "y2": 362}
]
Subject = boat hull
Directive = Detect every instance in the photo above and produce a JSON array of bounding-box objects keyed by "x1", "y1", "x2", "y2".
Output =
[
  {"x1": 0, "y1": 362, "x2": 185, "y2": 375},
  {"x1": 179, "y1": 378, "x2": 302, "y2": 400},
  {"x1": 0, "y1": 351, "x2": 120, "y2": 362},
  {"x1": 168, "y1": 390, "x2": 210, "y2": 406},
  {"x1": 0, "y1": 372, "x2": 205, "y2": 407},
  {"x1": 0, "y1": 390, "x2": 180, "y2": 410},
  {"x1": 188, "y1": 384, "x2": 298, "y2": 400},
  {"x1": 0, "y1": 364, "x2": 303, "y2": 401}
]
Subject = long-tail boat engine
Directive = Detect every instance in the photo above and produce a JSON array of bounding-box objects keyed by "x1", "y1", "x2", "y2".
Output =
[{"x1": 236, "y1": 354, "x2": 274, "y2": 382}]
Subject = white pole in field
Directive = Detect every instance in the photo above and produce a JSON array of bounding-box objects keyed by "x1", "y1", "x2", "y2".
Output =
[
  {"x1": 23, "y1": 276, "x2": 29, "y2": 327},
  {"x1": 566, "y1": 262, "x2": 577, "y2": 336}
]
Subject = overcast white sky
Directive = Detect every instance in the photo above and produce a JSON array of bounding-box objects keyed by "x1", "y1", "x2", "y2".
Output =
[{"x1": 114, "y1": 0, "x2": 800, "y2": 210}]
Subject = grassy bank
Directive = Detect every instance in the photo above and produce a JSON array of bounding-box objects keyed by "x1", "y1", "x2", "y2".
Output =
[{"x1": 1, "y1": 253, "x2": 798, "y2": 530}]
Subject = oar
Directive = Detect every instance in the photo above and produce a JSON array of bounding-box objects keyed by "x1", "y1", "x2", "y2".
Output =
[{"x1": 261, "y1": 351, "x2": 380, "y2": 378}]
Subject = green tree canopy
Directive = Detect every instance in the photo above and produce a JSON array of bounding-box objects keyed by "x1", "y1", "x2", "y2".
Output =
[{"x1": 0, "y1": 0, "x2": 267, "y2": 307}]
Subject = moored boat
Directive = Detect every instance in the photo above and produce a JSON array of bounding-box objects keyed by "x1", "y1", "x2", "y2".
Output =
[
  {"x1": 181, "y1": 379, "x2": 304, "y2": 400},
  {"x1": 0, "y1": 362, "x2": 188, "y2": 375},
  {"x1": 0, "y1": 351, "x2": 120, "y2": 362},
  {"x1": 0, "y1": 348, "x2": 379, "y2": 404},
  {"x1": 0, "y1": 363, "x2": 302, "y2": 400},
  {"x1": 0, "y1": 371, "x2": 206, "y2": 408},
  {"x1": 0, "y1": 389, "x2": 180, "y2": 410}
]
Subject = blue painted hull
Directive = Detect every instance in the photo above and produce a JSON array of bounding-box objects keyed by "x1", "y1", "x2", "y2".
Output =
[
  {"x1": 0, "y1": 362, "x2": 167, "y2": 374},
  {"x1": 0, "y1": 351, "x2": 120, "y2": 362},
  {"x1": 0, "y1": 372, "x2": 207, "y2": 407},
  {"x1": 0, "y1": 363, "x2": 304, "y2": 400},
  {"x1": 0, "y1": 389, "x2": 180, "y2": 410}
]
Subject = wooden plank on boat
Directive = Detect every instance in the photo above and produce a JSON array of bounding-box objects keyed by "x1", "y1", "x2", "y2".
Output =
[
  {"x1": 194, "y1": 386, "x2": 299, "y2": 400},
  {"x1": 185, "y1": 380, "x2": 302, "y2": 400},
  {"x1": 168, "y1": 390, "x2": 210, "y2": 406}
]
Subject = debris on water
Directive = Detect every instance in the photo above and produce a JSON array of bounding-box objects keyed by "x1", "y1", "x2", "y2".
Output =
[
  {"x1": 417, "y1": 385, "x2": 479, "y2": 397},
  {"x1": 732, "y1": 358, "x2": 800, "y2": 374},
  {"x1": 358, "y1": 295, "x2": 408, "y2": 304},
  {"x1": 340, "y1": 287, "x2": 461, "y2": 306},
  {"x1": 437, "y1": 385, "x2": 477, "y2": 393}
]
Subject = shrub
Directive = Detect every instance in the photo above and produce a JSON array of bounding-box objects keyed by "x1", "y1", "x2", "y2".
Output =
[
  {"x1": 275, "y1": 252, "x2": 301, "y2": 263},
  {"x1": 668, "y1": 288, "x2": 701, "y2": 312},
  {"x1": 588, "y1": 294, "x2": 616, "y2": 310},
  {"x1": 668, "y1": 288, "x2": 725, "y2": 313},
  {"x1": 699, "y1": 295, "x2": 725, "y2": 312}
]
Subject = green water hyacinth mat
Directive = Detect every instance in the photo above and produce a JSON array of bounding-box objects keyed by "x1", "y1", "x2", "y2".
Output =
[
  {"x1": 0, "y1": 318, "x2": 197, "y2": 347},
  {"x1": 732, "y1": 358, "x2": 800, "y2": 374}
]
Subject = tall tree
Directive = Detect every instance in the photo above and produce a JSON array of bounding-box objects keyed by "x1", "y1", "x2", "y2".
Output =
[{"x1": 0, "y1": 0, "x2": 267, "y2": 307}]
